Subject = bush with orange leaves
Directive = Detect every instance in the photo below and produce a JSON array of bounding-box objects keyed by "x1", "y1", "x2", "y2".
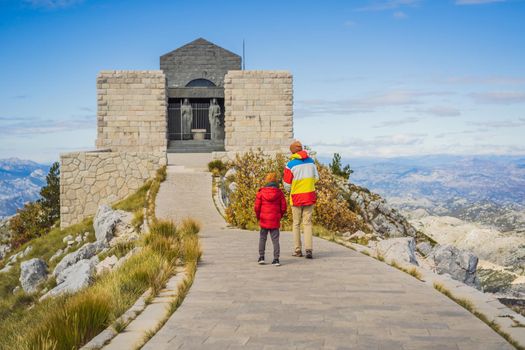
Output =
[{"x1": 224, "y1": 150, "x2": 367, "y2": 233}]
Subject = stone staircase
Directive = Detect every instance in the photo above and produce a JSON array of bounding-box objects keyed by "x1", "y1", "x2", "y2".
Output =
[
  {"x1": 167, "y1": 140, "x2": 225, "y2": 153},
  {"x1": 166, "y1": 153, "x2": 212, "y2": 172}
]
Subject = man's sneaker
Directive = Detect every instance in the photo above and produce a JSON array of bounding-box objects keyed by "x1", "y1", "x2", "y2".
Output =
[
  {"x1": 258, "y1": 256, "x2": 265, "y2": 264},
  {"x1": 272, "y1": 259, "x2": 281, "y2": 266},
  {"x1": 305, "y1": 250, "x2": 313, "y2": 259},
  {"x1": 292, "y1": 249, "x2": 303, "y2": 257}
]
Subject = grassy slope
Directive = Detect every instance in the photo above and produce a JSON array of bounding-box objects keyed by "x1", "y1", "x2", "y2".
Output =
[{"x1": 0, "y1": 167, "x2": 180, "y2": 350}]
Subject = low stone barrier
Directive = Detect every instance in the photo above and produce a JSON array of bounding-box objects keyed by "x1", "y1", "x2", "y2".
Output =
[{"x1": 60, "y1": 150, "x2": 166, "y2": 228}]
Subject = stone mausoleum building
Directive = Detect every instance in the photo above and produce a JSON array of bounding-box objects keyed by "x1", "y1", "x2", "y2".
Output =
[{"x1": 60, "y1": 38, "x2": 294, "y2": 227}]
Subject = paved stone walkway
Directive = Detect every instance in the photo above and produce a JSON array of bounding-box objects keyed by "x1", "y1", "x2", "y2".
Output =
[{"x1": 144, "y1": 167, "x2": 513, "y2": 350}]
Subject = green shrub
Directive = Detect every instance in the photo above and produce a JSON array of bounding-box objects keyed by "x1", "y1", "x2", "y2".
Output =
[
  {"x1": 225, "y1": 150, "x2": 290, "y2": 230},
  {"x1": 328, "y1": 153, "x2": 353, "y2": 180},
  {"x1": 7, "y1": 162, "x2": 62, "y2": 248},
  {"x1": 207, "y1": 160, "x2": 226, "y2": 175},
  {"x1": 225, "y1": 150, "x2": 367, "y2": 233},
  {"x1": 8, "y1": 202, "x2": 45, "y2": 248}
]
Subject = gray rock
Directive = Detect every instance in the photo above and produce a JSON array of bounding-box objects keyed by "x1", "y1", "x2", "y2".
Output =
[
  {"x1": 75, "y1": 235, "x2": 83, "y2": 244},
  {"x1": 96, "y1": 255, "x2": 118, "y2": 275},
  {"x1": 22, "y1": 245, "x2": 32, "y2": 257},
  {"x1": 19, "y1": 258, "x2": 48, "y2": 294},
  {"x1": 12, "y1": 286, "x2": 20, "y2": 294},
  {"x1": 417, "y1": 242, "x2": 433, "y2": 257},
  {"x1": 114, "y1": 247, "x2": 141, "y2": 270},
  {"x1": 45, "y1": 257, "x2": 98, "y2": 298},
  {"x1": 372, "y1": 214, "x2": 405, "y2": 238},
  {"x1": 49, "y1": 249, "x2": 64, "y2": 262},
  {"x1": 94, "y1": 205, "x2": 123, "y2": 243},
  {"x1": 8, "y1": 252, "x2": 21, "y2": 264},
  {"x1": 0, "y1": 263, "x2": 13, "y2": 274},
  {"x1": 228, "y1": 182, "x2": 238, "y2": 192},
  {"x1": 63, "y1": 235, "x2": 73, "y2": 243},
  {"x1": 0, "y1": 244, "x2": 11, "y2": 260},
  {"x1": 428, "y1": 244, "x2": 480, "y2": 288},
  {"x1": 8, "y1": 245, "x2": 33, "y2": 264},
  {"x1": 376, "y1": 237, "x2": 418, "y2": 265},
  {"x1": 53, "y1": 241, "x2": 105, "y2": 278},
  {"x1": 224, "y1": 167, "x2": 237, "y2": 179}
]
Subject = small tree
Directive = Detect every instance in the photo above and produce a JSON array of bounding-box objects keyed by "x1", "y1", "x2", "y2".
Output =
[
  {"x1": 329, "y1": 153, "x2": 354, "y2": 180},
  {"x1": 38, "y1": 161, "x2": 60, "y2": 227},
  {"x1": 9, "y1": 202, "x2": 44, "y2": 248}
]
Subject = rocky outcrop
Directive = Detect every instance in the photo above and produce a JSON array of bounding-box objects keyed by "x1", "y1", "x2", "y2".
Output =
[
  {"x1": 53, "y1": 241, "x2": 105, "y2": 278},
  {"x1": 416, "y1": 242, "x2": 433, "y2": 257},
  {"x1": 428, "y1": 244, "x2": 480, "y2": 288},
  {"x1": 45, "y1": 256, "x2": 99, "y2": 298},
  {"x1": 94, "y1": 204, "x2": 135, "y2": 247},
  {"x1": 376, "y1": 237, "x2": 418, "y2": 265},
  {"x1": 410, "y1": 214, "x2": 525, "y2": 270},
  {"x1": 96, "y1": 255, "x2": 118, "y2": 275},
  {"x1": 94, "y1": 205, "x2": 121, "y2": 243},
  {"x1": 347, "y1": 184, "x2": 417, "y2": 238},
  {"x1": 0, "y1": 244, "x2": 10, "y2": 260},
  {"x1": 1, "y1": 245, "x2": 33, "y2": 273},
  {"x1": 19, "y1": 258, "x2": 47, "y2": 294}
]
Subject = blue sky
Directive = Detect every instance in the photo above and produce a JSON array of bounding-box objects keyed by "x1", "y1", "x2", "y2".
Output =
[{"x1": 0, "y1": 0, "x2": 524, "y2": 163}]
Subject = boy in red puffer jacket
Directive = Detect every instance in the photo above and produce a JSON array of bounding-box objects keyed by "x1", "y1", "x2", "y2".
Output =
[{"x1": 254, "y1": 172, "x2": 287, "y2": 266}]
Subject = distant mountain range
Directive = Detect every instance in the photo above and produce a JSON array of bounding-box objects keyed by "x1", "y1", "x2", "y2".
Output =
[
  {"x1": 326, "y1": 155, "x2": 525, "y2": 233},
  {"x1": 0, "y1": 158, "x2": 50, "y2": 219}
]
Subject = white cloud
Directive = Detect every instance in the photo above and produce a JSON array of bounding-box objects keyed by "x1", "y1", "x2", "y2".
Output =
[
  {"x1": 296, "y1": 90, "x2": 453, "y2": 118},
  {"x1": 24, "y1": 0, "x2": 83, "y2": 9},
  {"x1": 357, "y1": 0, "x2": 421, "y2": 11},
  {"x1": 470, "y1": 91, "x2": 525, "y2": 104},
  {"x1": 438, "y1": 76, "x2": 525, "y2": 85},
  {"x1": 413, "y1": 106, "x2": 462, "y2": 117},
  {"x1": 455, "y1": 0, "x2": 506, "y2": 5},
  {"x1": 0, "y1": 115, "x2": 95, "y2": 136},
  {"x1": 393, "y1": 11, "x2": 408, "y2": 19},
  {"x1": 309, "y1": 133, "x2": 428, "y2": 157},
  {"x1": 373, "y1": 116, "x2": 421, "y2": 128},
  {"x1": 471, "y1": 118, "x2": 525, "y2": 128}
]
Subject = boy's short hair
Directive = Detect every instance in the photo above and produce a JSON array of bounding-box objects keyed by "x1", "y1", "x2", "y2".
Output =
[{"x1": 265, "y1": 172, "x2": 278, "y2": 183}]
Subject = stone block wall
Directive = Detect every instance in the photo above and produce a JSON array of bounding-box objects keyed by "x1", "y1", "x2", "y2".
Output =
[
  {"x1": 224, "y1": 71, "x2": 294, "y2": 152},
  {"x1": 160, "y1": 38, "x2": 241, "y2": 88},
  {"x1": 96, "y1": 70, "x2": 167, "y2": 153},
  {"x1": 60, "y1": 151, "x2": 166, "y2": 228}
]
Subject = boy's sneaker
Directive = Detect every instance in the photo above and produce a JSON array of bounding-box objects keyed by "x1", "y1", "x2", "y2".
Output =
[
  {"x1": 305, "y1": 250, "x2": 313, "y2": 259},
  {"x1": 258, "y1": 256, "x2": 265, "y2": 265},
  {"x1": 292, "y1": 249, "x2": 303, "y2": 257},
  {"x1": 272, "y1": 259, "x2": 281, "y2": 266}
]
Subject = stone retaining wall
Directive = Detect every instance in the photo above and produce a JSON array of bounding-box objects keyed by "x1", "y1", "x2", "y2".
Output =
[
  {"x1": 96, "y1": 70, "x2": 167, "y2": 153},
  {"x1": 224, "y1": 71, "x2": 294, "y2": 152},
  {"x1": 60, "y1": 151, "x2": 166, "y2": 228}
]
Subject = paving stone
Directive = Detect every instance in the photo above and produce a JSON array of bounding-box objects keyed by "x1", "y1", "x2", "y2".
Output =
[{"x1": 141, "y1": 166, "x2": 515, "y2": 350}]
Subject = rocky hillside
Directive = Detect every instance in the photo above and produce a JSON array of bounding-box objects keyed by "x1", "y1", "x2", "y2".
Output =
[
  {"x1": 0, "y1": 158, "x2": 49, "y2": 219},
  {"x1": 345, "y1": 155, "x2": 525, "y2": 232},
  {"x1": 407, "y1": 210, "x2": 525, "y2": 297}
]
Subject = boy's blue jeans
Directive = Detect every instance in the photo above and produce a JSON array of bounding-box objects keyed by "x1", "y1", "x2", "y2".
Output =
[{"x1": 259, "y1": 229, "x2": 280, "y2": 259}]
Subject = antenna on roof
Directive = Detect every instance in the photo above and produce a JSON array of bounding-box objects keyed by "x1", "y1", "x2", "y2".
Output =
[{"x1": 242, "y1": 39, "x2": 246, "y2": 70}]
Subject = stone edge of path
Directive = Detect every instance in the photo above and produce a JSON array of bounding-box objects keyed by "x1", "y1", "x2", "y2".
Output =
[
  {"x1": 340, "y1": 238, "x2": 525, "y2": 348},
  {"x1": 212, "y1": 175, "x2": 227, "y2": 219},
  {"x1": 82, "y1": 267, "x2": 187, "y2": 350}
]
